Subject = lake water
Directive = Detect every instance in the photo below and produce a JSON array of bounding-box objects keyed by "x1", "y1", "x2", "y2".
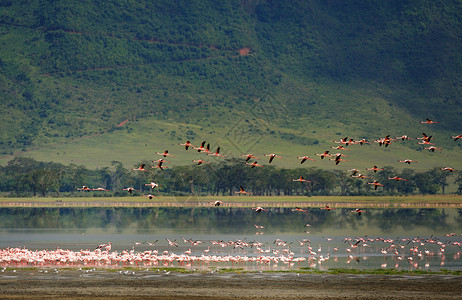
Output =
[{"x1": 1, "y1": 207, "x2": 461, "y2": 271}]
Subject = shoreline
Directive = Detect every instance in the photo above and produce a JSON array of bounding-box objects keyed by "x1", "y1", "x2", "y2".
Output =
[
  {"x1": 1, "y1": 195, "x2": 462, "y2": 208},
  {"x1": 1, "y1": 269, "x2": 461, "y2": 299}
]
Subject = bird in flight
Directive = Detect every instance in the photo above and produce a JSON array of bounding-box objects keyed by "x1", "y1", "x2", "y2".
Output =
[
  {"x1": 398, "y1": 159, "x2": 418, "y2": 164},
  {"x1": 252, "y1": 207, "x2": 268, "y2": 213},
  {"x1": 156, "y1": 150, "x2": 174, "y2": 157},
  {"x1": 208, "y1": 147, "x2": 225, "y2": 157},
  {"x1": 235, "y1": 185, "x2": 251, "y2": 195},
  {"x1": 297, "y1": 156, "x2": 315, "y2": 164},
  {"x1": 315, "y1": 151, "x2": 332, "y2": 159},
  {"x1": 123, "y1": 187, "x2": 138, "y2": 194},
  {"x1": 368, "y1": 180, "x2": 384, "y2": 190},
  {"x1": 292, "y1": 176, "x2": 310, "y2": 183},
  {"x1": 179, "y1": 140, "x2": 195, "y2": 150},
  {"x1": 366, "y1": 166, "x2": 384, "y2": 173},
  {"x1": 264, "y1": 153, "x2": 283, "y2": 163},
  {"x1": 420, "y1": 118, "x2": 439, "y2": 124},
  {"x1": 388, "y1": 176, "x2": 408, "y2": 181},
  {"x1": 241, "y1": 154, "x2": 260, "y2": 161},
  {"x1": 351, "y1": 208, "x2": 366, "y2": 215},
  {"x1": 145, "y1": 182, "x2": 162, "y2": 189},
  {"x1": 246, "y1": 161, "x2": 263, "y2": 168},
  {"x1": 291, "y1": 207, "x2": 308, "y2": 213},
  {"x1": 132, "y1": 164, "x2": 149, "y2": 172}
]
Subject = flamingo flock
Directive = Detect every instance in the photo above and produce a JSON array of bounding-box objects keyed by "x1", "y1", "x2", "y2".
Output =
[
  {"x1": 74, "y1": 117, "x2": 460, "y2": 195},
  {"x1": 1, "y1": 232, "x2": 460, "y2": 271}
]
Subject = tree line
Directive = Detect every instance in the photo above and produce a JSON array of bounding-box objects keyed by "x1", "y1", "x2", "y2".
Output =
[{"x1": 0, "y1": 157, "x2": 460, "y2": 197}]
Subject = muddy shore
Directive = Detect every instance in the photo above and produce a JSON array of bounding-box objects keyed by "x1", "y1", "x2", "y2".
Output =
[{"x1": 1, "y1": 269, "x2": 461, "y2": 299}]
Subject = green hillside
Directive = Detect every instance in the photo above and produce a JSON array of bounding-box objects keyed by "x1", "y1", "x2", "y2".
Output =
[{"x1": 0, "y1": 0, "x2": 461, "y2": 170}]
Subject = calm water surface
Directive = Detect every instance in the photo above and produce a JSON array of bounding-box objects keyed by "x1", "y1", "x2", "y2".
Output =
[{"x1": 1, "y1": 207, "x2": 461, "y2": 271}]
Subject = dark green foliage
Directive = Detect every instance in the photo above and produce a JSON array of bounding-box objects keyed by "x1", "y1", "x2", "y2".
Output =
[
  {"x1": 0, "y1": 0, "x2": 461, "y2": 156},
  {"x1": 0, "y1": 157, "x2": 455, "y2": 196}
]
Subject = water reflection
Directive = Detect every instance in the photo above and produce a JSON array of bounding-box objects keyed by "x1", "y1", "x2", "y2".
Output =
[{"x1": 0, "y1": 207, "x2": 461, "y2": 271}]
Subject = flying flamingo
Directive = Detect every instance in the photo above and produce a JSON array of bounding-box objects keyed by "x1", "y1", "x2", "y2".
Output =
[
  {"x1": 330, "y1": 153, "x2": 348, "y2": 165},
  {"x1": 156, "y1": 150, "x2": 174, "y2": 157},
  {"x1": 193, "y1": 141, "x2": 208, "y2": 152},
  {"x1": 315, "y1": 151, "x2": 332, "y2": 159},
  {"x1": 93, "y1": 187, "x2": 109, "y2": 191},
  {"x1": 152, "y1": 161, "x2": 168, "y2": 170},
  {"x1": 166, "y1": 238, "x2": 178, "y2": 247},
  {"x1": 352, "y1": 173, "x2": 368, "y2": 179},
  {"x1": 420, "y1": 118, "x2": 439, "y2": 124},
  {"x1": 347, "y1": 168, "x2": 360, "y2": 175},
  {"x1": 374, "y1": 135, "x2": 393, "y2": 147},
  {"x1": 179, "y1": 140, "x2": 195, "y2": 150},
  {"x1": 145, "y1": 182, "x2": 162, "y2": 189},
  {"x1": 264, "y1": 153, "x2": 283, "y2": 163},
  {"x1": 246, "y1": 161, "x2": 263, "y2": 168},
  {"x1": 201, "y1": 143, "x2": 212, "y2": 154},
  {"x1": 320, "y1": 205, "x2": 335, "y2": 211},
  {"x1": 208, "y1": 147, "x2": 225, "y2": 157},
  {"x1": 123, "y1": 187, "x2": 138, "y2": 194},
  {"x1": 452, "y1": 135, "x2": 462, "y2": 141},
  {"x1": 132, "y1": 164, "x2": 149, "y2": 172},
  {"x1": 213, "y1": 200, "x2": 223, "y2": 206},
  {"x1": 193, "y1": 159, "x2": 209, "y2": 165},
  {"x1": 441, "y1": 167, "x2": 455, "y2": 172},
  {"x1": 252, "y1": 207, "x2": 268, "y2": 213},
  {"x1": 235, "y1": 185, "x2": 251, "y2": 195},
  {"x1": 333, "y1": 137, "x2": 354, "y2": 146},
  {"x1": 368, "y1": 180, "x2": 384, "y2": 190},
  {"x1": 297, "y1": 156, "x2": 315, "y2": 164},
  {"x1": 351, "y1": 208, "x2": 366, "y2": 215},
  {"x1": 396, "y1": 135, "x2": 414, "y2": 141},
  {"x1": 366, "y1": 166, "x2": 384, "y2": 173},
  {"x1": 331, "y1": 145, "x2": 350, "y2": 151},
  {"x1": 417, "y1": 133, "x2": 433, "y2": 144},
  {"x1": 424, "y1": 146, "x2": 442, "y2": 152},
  {"x1": 77, "y1": 186, "x2": 92, "y2": 191},
  {"x1": 292, "y1": 176, "x2": 310, "y2": 183},
  {"x1": 142, "y1": 194, "x2": 156, "y2": 199},
  {"x1": 96, "y1": 242, "x2": 112, "y2": 252},
  {"x1": 241, "y1": 154, "x2": 260, "y2": 161},
  {"x1": 356, "y1": 138, "x2": 370, "y2": 145},
  {"x1": 398, "y1": 159, "x2": 417, "y2": 164},
  {"x1": 388, "y1": 176, "x2": 408, "y2": 181},
  {"x1": 291, "y1": 207, "x2": 308, "y2": 213}
]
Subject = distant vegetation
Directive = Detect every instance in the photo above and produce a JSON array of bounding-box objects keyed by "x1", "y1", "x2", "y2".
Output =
[
  {"x1": 0, "y1": 157, "x2": 459, "y2": 197},
  {"x1": 0, "y1": 1, "x2": 461, "y2": 169}
]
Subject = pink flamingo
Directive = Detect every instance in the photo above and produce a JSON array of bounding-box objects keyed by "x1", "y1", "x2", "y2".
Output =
[
  {"x1": 292, "y1": 176, "x2": 310, "y2": 183},
  {"x1": 368, "y1": 180, "x2": 384, "y2": 190},
  {"x1": 297, "y1": 156, "x2": 315, "y2": 164},
  {"x1": 420, "y1": 118, "x2": 438, "y2": 124},
  {"x1": 246, "y1": 161, "x2": 263, "y2": 168},
  {"x1": 264, "y1": 153, "x2": 283, "y2": 163},
  {"x1": 208, "y1": 147, "x2": 225, "y2": 157},
  {"x1": 366, "y1": 166, "x2": 384, "y2": 173},
  {"x1": 156, "y1": 150, "x2": 174, "y2": 157},
  {"x1": 252, "y1": 207, "x2": 268, "y2": 213},
  {"x1": 132, "y1": 164, "x2": 149, "y2": 172},
  {"x1": 241, "y1": 153, "x2": 260, "y2": 161},
  {"x1": 235, "y1": 185, "x2": 251, "y2": 195},
  {"x1": 179, "y1": 140, "x2": 195, "y2": 150}
]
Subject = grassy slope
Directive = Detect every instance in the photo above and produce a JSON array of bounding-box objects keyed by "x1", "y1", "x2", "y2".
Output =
[{"x1": 0, "y1": 0, "x2": 461, "y2": 171}]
